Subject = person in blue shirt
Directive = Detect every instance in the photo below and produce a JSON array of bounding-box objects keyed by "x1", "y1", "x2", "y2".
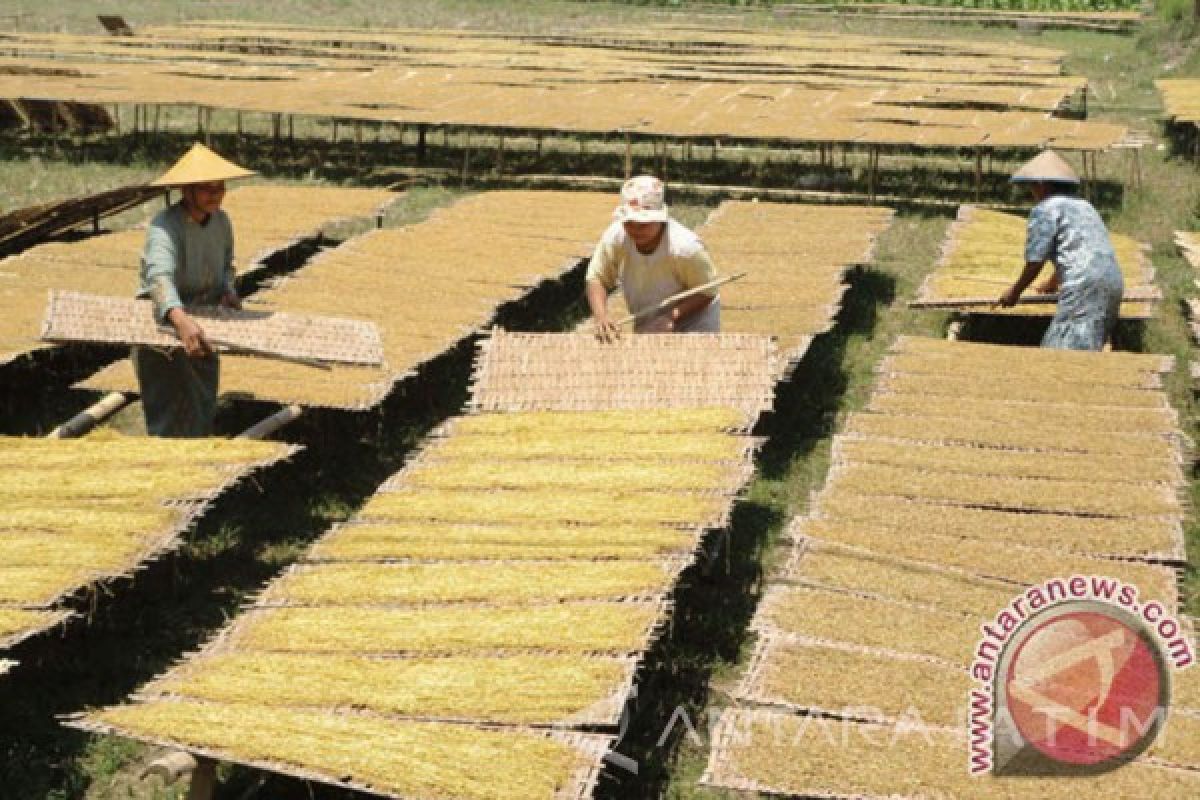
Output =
[
  {"x1": 134, "y1": 144, "x2": 256, "y2": 436},
  {"x1": 998, "y1": 150, "x2": 1124, "y2": 351}
]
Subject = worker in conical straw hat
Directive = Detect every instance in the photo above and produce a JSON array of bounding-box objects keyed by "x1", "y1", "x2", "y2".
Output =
[
  {"x1": 997, "y1": 150, "x2": 1124, "y2": 351},
  {"x1": 586, "y1": 175, "x2": 721, "y2": 343},
  {"x1": 134, "y1": 143, "x2": 256, "y2": 437}
]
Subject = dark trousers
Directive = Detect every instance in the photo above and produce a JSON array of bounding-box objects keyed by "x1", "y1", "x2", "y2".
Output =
[{"x1": 132, "y1": 346, "x2": 219, "y2": 437}]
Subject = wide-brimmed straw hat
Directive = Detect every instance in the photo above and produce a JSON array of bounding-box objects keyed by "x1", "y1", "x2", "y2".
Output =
[
  {"x1": 151, "y1": 143, "x2": 257, "y2": 188},
  {"x1": 1010, "y1": 150, "x2": 1079, "y2": 185},
  {"x1": 614, "y1": 175, "x2": 669, "y2": 223}
]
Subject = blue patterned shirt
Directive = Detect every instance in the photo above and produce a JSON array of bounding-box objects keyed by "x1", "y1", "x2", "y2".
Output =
[
  {"x1": 1024, "y1": 195, "x2": 1123, "y2": 295},
  {"x1": 138, "y1": 203, "x2": 235, "y2": 322}
]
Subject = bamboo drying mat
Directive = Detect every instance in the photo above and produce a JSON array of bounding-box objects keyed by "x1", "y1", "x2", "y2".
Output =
[
  {"x1": 135, "y1": 651, "x2": 640, "y2": 729},
  {"x1": 42, "y1": 290, "x2": 383, "y2": 366},
  {"x1": 735, "y1": 632, "x2": 969, "y2": 728},
  {"x1": 0, "y1": 436, "x2": 295, "y2": 661},
  {"x1": 914, "y1": 205, "x2": 1159, "y2": 318},
  {"x1": 469, "y1": 330, "x2": 777, "y2": 420},
  {"x1": 700, "y1": 708, "x2": 1200, "y2": 799},
  {"x1": 68, "y1": 705, "x2": 613, "y2": 800}
]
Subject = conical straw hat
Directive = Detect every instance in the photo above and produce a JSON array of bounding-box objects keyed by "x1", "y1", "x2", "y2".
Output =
[
  {"x1": 151, "y1": 143, "x2": 257, "y2": 187},
  {"x1": 1010, "y1": 150, "x2": 1079, "y2": 184}
]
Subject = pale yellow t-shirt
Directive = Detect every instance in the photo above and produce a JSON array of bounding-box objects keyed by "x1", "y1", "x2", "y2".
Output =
[{"x1": 585, "y1": 219, "x2": 720, "y2": 332}]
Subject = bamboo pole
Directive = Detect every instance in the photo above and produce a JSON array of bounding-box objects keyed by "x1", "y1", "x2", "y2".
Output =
[
  {"x1": 624, "y1": 132, "x2": 632, "y2": 179},
  {"x1": 612, "y1": 272, "x2": 747, "y2": 326},
  {"x1": 238, "y1": 404, "x2": 303, "y2": 439},
  {"x1": 48, "y1": 392, "x2": 131, "y2": 438}
]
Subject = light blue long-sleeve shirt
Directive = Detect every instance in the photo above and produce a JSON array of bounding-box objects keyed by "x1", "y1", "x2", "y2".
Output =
[{"x1": 138, "y1": 203, "x2": 235, "y2": 322}]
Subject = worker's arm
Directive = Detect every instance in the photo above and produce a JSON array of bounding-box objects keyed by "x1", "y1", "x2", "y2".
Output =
[
  {"x1": 219, "y1": 212, "x2": 241, "y2": 310},
  {"x1": 1034, "y1": 270, "x2": 1060, "y2": 294},
  {"x1": 585, "y1": 234, "x2": 622, "y2": 343},
  {"x1": 165, "y1": 306, "x2": 213, "y2": 357},
  {"x1": 1004, "y1": 205, "x2": 1057, "y2": 306},
  {"x1": 998, "y1": 260, "x2": 1047, "y2": 307},
  {"x1": 641, "y1": 290, "x2": 715, "y2": 332},
  {"x1": 586, "y1": 279, "x2": 620, "y2": 343},
  {"x1": 142, "y1": 218, "x2": 213, "y2": 358}
]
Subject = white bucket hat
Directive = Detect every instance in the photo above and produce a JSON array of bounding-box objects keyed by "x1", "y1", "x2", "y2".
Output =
[
  {"x1": 1010, "y1": 150, "x2": 1079, "y2": 185},
  {"x1": 614, "y1": 175, "x2": 669, "y2": 223}
]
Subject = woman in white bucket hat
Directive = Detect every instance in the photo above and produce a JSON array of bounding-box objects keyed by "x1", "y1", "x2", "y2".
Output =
[
  {"x1": 134, "y1": 143, "x2": 256, "y2": 437},
  {"x1": 585, "y1": 175, "x2": 721, "y2": 342},
  {"x1": 997, "y1": 150, "x2": 1124, "y2": 351}
]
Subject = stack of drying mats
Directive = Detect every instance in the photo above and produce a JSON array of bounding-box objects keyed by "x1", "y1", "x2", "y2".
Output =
[
  {"x1": 703, "y1": 336, "x2": 1200, "y2": 799},
  {"x1": 68, "y1": 332, "x2": 778, "y2": 800}
]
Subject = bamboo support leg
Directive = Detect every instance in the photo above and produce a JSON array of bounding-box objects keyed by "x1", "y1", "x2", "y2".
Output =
[
  {"x1": 417, "y1": 123, "x2": 427, "y2": 162},
  {"x1": 461, "y1": 131, "x2": 471, "y2": 187},
  {"x1": 974, "y1": 148, "x2": 982, "y2": 203},
  {"x1": 186, "y1": 758, "x2": 216, "y2": 800},
  {"x1": 624, "y1": 132, "x2": 632, "y2": 179},
  {"x1": 495, "y1": 135, "x2": 505, "y2": 174},
  {"x1": 867, "y1": 147, "x2": 877, "y2": 203},
  {"x1": 354, "y1": 120, "x2": 362, "y2": 167}
]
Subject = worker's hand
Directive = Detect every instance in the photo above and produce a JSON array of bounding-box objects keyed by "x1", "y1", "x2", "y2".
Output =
[
  {"x1": 1033, "y1": 276, "x2": 1059, "y2": 295},
  {"x1": 997, "y1": 285, "x2": 1022, "y2": 308},
  {"x1": 220, "y1": 289, "x2": 242, "y2": 310},
  {"x1": 168, "y1": 309, "x2": 213, "y2": 358},
  {"x1": 642, "y1": 312, "x2": 675, "y2": 333},
  {"x1": 593, "y1": 315, "x2": 621, "y2": 344}
]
